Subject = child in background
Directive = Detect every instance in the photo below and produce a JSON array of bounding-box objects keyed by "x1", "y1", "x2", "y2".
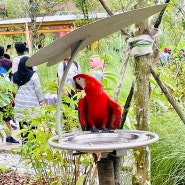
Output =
[{"x1": 89, "y1": 55, "x2": 104, "y2": 83}]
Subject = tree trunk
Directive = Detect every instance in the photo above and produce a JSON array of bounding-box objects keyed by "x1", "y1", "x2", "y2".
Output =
[
  {"x1": 134, "y1": 55, "x2": 151, "y2": 131},
  {"x1": 97, "y1": 158, "x2": 115, "y2": 185},
  {"x1": 132, "y1": 55, "x2": 151, "y2": 185},
  {"x1": 131, "y1": 0, "x2": 152, "y2": 183},
  {"x1": 131, "y1": 0, "x2": 170, "y2": 184}
]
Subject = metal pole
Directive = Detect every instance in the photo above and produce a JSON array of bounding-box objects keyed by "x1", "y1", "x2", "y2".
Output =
[{"x1": 56, "y1": 39, "x2": 85, "y2": 138}]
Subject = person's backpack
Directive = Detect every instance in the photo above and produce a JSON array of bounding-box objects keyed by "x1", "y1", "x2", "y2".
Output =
[
  {"x1": 0, "y1": 66, "x2": 7, "y2": 75},
  {"x1": 57, "y1": 61, "x2": 78, "y2": 77},
  {"x1": 63, "y1": 61, "x2": 78, "y2": 71},
  {"x1": 0, "y1": 60, "x2": 8, "y2": 76},
  {"x1": 0, "y1": 59, "x2": 8, "y2": 76},
  {"x1": 0, "y1": 59, "x2": 12, "y2": 82},
  {"x1": 63, "y1": 61, "x2": 82, "y2": 91}
]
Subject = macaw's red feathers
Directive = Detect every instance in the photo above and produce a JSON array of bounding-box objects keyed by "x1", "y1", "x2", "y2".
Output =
[{"x1": 73, "y1": 74, "x2": 122, "y2": 132}]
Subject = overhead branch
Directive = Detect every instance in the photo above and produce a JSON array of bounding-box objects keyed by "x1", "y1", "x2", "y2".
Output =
[
  {"x1": 154, "y1": 0, "x2": 170, "y2": 28},
  {"x1": 150, "y1": 66, "x2": 185, "y2": 124},
  {"x1": 99, "y1": 0, "x2": 128, "y2": 35}
]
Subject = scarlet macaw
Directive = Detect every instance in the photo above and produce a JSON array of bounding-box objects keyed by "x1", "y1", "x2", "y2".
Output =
[{"x1": 73, "y1": 74, "x2": 122, "y2": 133}]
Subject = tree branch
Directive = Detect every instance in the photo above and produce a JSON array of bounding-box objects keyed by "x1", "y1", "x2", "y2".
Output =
[
  {"x1": 154, "y1": 0, "x2": 170, "y2": 28},
  {"x1": 99, "y1": 0, "x2": 128, "y2": 35},
  {"x1": 150, "y1": 66, "x2": 185, "y2": 124},
  {"x1": 113, "y1": 49, "x2": 130, "y2": 101}
]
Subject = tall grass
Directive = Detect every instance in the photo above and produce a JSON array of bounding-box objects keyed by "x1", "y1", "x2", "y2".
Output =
[{"x1": 151, "y1": 110, "x2": 185, "y2": 185}]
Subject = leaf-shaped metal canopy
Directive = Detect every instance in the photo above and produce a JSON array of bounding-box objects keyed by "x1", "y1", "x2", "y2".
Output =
[{"x1": 26, "y1": 4, "x2": 167, "y2": 67}]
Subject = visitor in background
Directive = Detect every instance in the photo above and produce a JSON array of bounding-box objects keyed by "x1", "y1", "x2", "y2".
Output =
[
  {"x1": 4, "y1": 44, "x2": 11, "y2": 59},
  {"x1": 0, "y1": 46, "x2": 12, "y2": 77},
  {"x1": 89, "y1": 55, "x2": 104, "y2": 83},
  {"x1": 13, "y1": 56, "x2": 43, "y2": 143},
  {"x1": 57, "y1": 56, "x2": 81, "y2": 97},
  {"x1": 12, "y1": 42, "x2": 37, "y2": 78},
  {"x1": 159, "y1": 47, "x2": 170, "y2": 66},
  {"x1": 12, "y1": 42, "x2": 28, "y2": 75},
  {"x1": 167, "y1": 49, "x2": 173, "y2": 62},
  {"x1": 0, "y1": 45, "x2": 19, "y2": 144},
  {"x1": 179, "y1": 48, "x2": 185, "y2": 62}
]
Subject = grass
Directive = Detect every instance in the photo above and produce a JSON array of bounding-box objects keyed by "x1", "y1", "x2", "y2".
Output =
[{"x1": 151, "y1": 109, "x2": 185, "y2": 185}]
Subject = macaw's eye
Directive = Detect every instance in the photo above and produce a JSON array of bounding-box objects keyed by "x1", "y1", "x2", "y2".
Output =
[{"x1": 78, "y1": 78, "x2": 81, "y2": 80}]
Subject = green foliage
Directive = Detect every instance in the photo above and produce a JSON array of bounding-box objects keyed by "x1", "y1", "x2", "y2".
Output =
[
  {"x1": 5, "y1": 0, "x2": 25, "y2": 19},
  {"x1": 151, "y1": 111, "x2": 185, "y2": 185},
  {"x1": 0, "y1": 76, "x2": 16, "y2": 106},
  {"x1": 0, "y1": 162, "x2": 8, "y2": 174},
  {"x1": 72, "y1": 0, "x2": 103, "y2": 17},
  {"x1": 151, "y1": 62, "x2": 185, "y2": 110},
  {"x1": 0, "y1": 76, "x2": 17, "y2": 141},
  {"x1": 150, "y1": 61, "x2": 185, "y2": 184},
  {"x1": 102, "y1": 72, "x2": 118, "y2": 94},
  {"x1": 182, "y1": 18, "x2": 185, "y2": 30},
  {"x1": 6, "y1": 0, "x2": 63, "y2": 18},
  {"x1": 15, "y1": 99, "x2": 97, "y2": 184},
  {"x1": 37, "y1": 64, "x2": 58, "y2": 86},
  {"x1": 157, "y1": 1, "x2": 185, "y2": 52}
]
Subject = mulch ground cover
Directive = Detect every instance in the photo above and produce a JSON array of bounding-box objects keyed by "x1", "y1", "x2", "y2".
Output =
[{"x1": 0, "y1": 170, "x2": 40, "y2": 185}]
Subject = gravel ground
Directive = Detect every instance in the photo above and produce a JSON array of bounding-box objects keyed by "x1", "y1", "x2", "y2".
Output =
[
  {"x1": 0, "y1": 150, "x2": 34, "y2": 175},
  {"x1": 0, "y1": 150, "x2": 38, "y2": 185}
]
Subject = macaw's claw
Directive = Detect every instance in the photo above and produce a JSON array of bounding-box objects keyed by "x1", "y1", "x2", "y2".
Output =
[
  {"x1": 91, "y1": 127, "x2": 99, "y2": 133},
  {"x1": 101, "y1": 127, "x2": 114, "y2": 133},
  {"x1": 81, "y1": 126, "x2": 86, "y2": 131}
]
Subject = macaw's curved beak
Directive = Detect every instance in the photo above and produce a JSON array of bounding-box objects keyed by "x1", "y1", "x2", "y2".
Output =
[
  {"x1": 75, "y1": 81, "x2": 84, "y2": 90},
  {"x1": 73, "y1": 74, "x2": 86, "y2": 90}
]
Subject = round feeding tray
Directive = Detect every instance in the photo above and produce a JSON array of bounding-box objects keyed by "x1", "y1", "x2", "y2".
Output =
[{"x1": 48, "y1": 129, "x2": 159, "y2": 153}]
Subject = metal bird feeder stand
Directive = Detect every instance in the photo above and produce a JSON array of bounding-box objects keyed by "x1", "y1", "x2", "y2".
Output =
[
  {"x1": 46, "y1": 46, "x2": 157, "y2": 184},
  {"x1": 26, "y1": 5, "x2": 167, "y2": 184},
  {"x1": 48, "y1": 130, "x2": 159, "y2": 184}
]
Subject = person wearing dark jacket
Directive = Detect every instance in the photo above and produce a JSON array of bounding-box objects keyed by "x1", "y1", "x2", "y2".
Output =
[{"x1": 13, "y1": 56, "x2": 43, "y2": 143}]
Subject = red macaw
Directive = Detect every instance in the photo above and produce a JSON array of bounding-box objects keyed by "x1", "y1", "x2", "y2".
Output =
[{"x1": 73, "y1": 74, "x2": 122, "y2": 133}]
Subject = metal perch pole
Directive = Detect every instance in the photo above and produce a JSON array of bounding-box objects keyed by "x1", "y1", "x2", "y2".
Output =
[{"x1": 56, "y1": 40, "x2": 85, "y2": 138}]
